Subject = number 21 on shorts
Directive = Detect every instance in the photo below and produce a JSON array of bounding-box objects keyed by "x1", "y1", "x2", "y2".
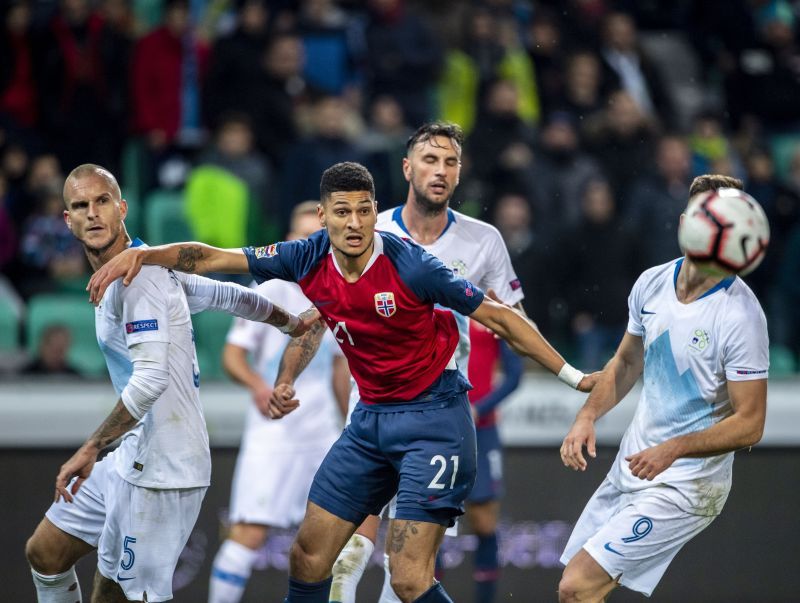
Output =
[{"x1": 428, "y1": 454, "x2": 459, "y2": 489}]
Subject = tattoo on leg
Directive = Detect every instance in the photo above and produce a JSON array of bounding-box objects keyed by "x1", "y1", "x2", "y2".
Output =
[
  {"x1": 91, "y1": 569, "x2": 134, "y2": 602},
  {"x1": 389, "y1": 521, "x2": 420, "y2": 554},
  {"x1": 175, "y1": 246, "x2": 204, "y2": 272}
]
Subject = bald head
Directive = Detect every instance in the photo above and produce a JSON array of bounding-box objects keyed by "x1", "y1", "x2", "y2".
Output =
[{"x1": 64, "y1": 164, "x2": 121, "y2": 206}]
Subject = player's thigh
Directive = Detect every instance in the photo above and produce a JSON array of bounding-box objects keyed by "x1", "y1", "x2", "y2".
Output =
[
  {"x1": 91, "y1": 569, "x2": 138, "y2": 603},
  {"x1": 26, "y1": 517, "x2": 96, "y2": 574},
  {"x1": 308, "y1": 410, "x2": 398, "y2": 525},
  {"x1": 467, "y1": 426, "x2": 504, "y2": 506},
  {"x1": 391, "y1": 395, "x2": 477, "y2": 526},
  {"x1": 559, "y1": 548, "x2": 618, "y2": 603},
  {"x1": 97, "y1": 482, "x2": 206, "y2": 602}
]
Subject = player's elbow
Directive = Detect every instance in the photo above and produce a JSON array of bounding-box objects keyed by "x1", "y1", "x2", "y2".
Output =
[{"x1": 742, "y1": 422, "x2": 764, "y2": 448}]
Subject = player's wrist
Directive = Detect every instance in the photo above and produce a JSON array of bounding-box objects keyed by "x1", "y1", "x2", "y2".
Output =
[
  {"x1": 277, "y1": 313, "x2": 300, "y2": 334},
  {"x1": 558, "y1": 362, "x2": 585, "y2": 389}
]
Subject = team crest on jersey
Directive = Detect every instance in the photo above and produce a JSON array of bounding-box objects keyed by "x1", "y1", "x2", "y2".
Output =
[
  {"x1": 451, "y1": 259, "x2": 468, "y2": 277},
  {"x1": 374, "y1": 292, "x2": 396, "y2": 317},
  {"x1": 254, "y1": 243, "x2": 278, "y2": 259},
  {"x1": 688, "y1": 329, "x2": 710, "y2": 352}
]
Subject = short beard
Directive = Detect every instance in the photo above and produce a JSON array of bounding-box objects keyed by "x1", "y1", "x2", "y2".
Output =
[
  {"x1": 411, "y1": 183, "x2": 449, "y2": 216},
  {"x1": 82, "y1": 227, "x2": 122, "y2": 258}
]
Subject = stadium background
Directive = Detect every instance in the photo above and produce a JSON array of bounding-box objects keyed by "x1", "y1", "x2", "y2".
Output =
[{"x1": 1, "y1": 0, "x2": 799, "y2": 600}]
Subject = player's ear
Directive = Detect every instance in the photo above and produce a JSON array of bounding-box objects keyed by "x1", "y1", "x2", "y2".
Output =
[
  {"x1": 402, "y1": 157, "x2": 412, "y2": 182},
  {"x1": 63, "y1": 209, "x2": 72, "y2": 231},
  {"x1": 317, "y1": 201, "x2": 326, "y2": 227}
]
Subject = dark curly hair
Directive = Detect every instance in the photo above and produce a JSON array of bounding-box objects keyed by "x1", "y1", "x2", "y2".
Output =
[
  {"x1": 320, "y1": 162, "x2": 375, "y2": 202},
  {"x1": 406, "y1": 122, "x2": 464, "y2": 154}
]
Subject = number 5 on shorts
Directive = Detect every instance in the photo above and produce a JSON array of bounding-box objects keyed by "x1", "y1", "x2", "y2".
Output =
[
  {"x1": 428, "y1": 455, "x2": 459, "y2": 489},
  {"x1": 121, "y1": 535, "x2": 137, "y2": 571}
]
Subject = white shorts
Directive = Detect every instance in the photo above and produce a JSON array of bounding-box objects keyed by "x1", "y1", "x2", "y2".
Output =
[
  {"x1": 46, "y1": 451, "x2": 206, "y2": 602},
  {"x1": 229, "y1": 444, "x2": 332, "y2": 528},
  {"x1": 560, "y1": 478, "x2": 716, "y2": 597}
]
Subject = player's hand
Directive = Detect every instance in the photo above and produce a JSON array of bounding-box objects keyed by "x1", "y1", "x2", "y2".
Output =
[
  {"x1": 250, "y1": 380, "x2": 273, "y2": 416},
  {"x1": 625, "y1": 442, "x2": 678, "y2": 481},
  {"x1": 266, "y1": 383, "x2": 300, "y2": 419},
  {"x1": 577, "y1": 370, "x2": 602, "y2": 393},
  {"x1": 560, "y1": 416, "x2": 596, "y2": 471},
  {"x1": 55, "y1": 444, "x2": 99, "y2": 503},
  {"x1": 87, "y1": 248, "x2": 145, "y2": 304},
  {"x1": 289, "y1": 307, "x2": 322, "y2": 337}
]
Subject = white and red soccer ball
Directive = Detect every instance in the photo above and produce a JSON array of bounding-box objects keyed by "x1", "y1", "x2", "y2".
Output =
[{"x1": 678, "y1": 187, "x2": 770, "y2": 276}]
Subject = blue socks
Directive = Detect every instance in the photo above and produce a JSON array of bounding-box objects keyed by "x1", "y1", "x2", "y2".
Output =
[
  {"x1": 284, "y1": 576, "x2": 333, "y2": 603},
  {"x1": 413, "y1": 582, "x2": 454, "y2": 602},
  {"x1": 474, "y1": 533, "x2": 499, "y2": 603}
]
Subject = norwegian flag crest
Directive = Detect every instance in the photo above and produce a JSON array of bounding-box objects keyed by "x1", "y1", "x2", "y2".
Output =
[{"x1": 374, "y1": 292, "x2": 397, "y2": 317}]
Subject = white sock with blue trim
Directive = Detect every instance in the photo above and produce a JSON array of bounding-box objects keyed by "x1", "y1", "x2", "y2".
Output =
[{"x1": 209, "y1": 539, "x2": 258, "y2": 603}]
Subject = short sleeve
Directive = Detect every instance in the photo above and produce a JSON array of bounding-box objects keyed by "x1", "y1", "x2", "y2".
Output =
[
  {"x1": 243, "y1": 230, "x2": 330, "y2": 284},
  {"x1": 404, "y1": 245, "x2": 485, "y2": 315},
  {"x1": 723, "y1": 298, "x2": 769, "y2": 381},
  {"x1": 626, "y1": 274, "x2": 645, "y2": 337},
  {"x1": 480, "y1": 228, "x2": 524, "y2": 306},
  {"x1": 120, "y1": 269, "x2": 171, "y2": 347}
]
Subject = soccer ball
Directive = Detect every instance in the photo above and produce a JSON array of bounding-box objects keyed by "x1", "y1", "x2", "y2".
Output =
[{"x1": 678, "y1": 188, "x2": 770, "y2": 276}]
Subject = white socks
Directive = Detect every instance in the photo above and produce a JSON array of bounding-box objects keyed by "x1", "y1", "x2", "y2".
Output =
[
  {"x1": 31, "y1": 567, "x2": 82, "y2": 603},
  {"x1": 378, "y1": 552, "x2": 403, "y2": 603},
  {"x1": 329, "y1": 533, "x2": 375, "y2": 603},
  {"x1": 208, "y1": 539, "x2": 259, "y2": 603}
]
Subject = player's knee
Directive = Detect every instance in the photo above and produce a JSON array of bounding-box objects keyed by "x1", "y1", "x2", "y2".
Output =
[
  {"x1": 25, "y1": 533, "x2": 59, "y2": 574},
  {"x1": 389, "y1": 571, "x2": 426, "y2": 603},
  {"x1": 557, "y1": 568, "x2": 592, "y2": 603}
]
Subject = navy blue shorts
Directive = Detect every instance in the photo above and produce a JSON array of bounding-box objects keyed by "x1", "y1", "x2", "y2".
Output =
[
  {"x1": 308, "y1": 393, "x2": 477, "y2": 527},
  {"x1": 467, "y1": 425, "x2": 504, "y2": 503}
]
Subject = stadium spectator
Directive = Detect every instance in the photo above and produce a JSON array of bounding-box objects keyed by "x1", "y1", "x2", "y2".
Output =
[
  {"x1": 562, "y1": 177, "x2": 641, "y2": 370},
  {"x1": 363, "y1": 0, "x2": 443, "y2": 127},
  {"x1": 39, "y1": 0, "x2": 129, "y2": 175},
  {"x1": 555, "y1": 50, "x2": 607, "y2": 128},
  {"x1": 0, "y1": 1, "x2": 39, "y2": 129},
  {"x1": 583, "y1": 90, "x2": 659, "y2": 206},
  {"x1": 531, "y1": 111, "x2": 603, "y2": 230},
  {"x1": 599, "y1": 11, "x2": 673, "y2": 127},
  {"x1": 688, "y1": 110, "x2": 744, "y2": 180},
  {"x1": 524, "y1": 8, "x2": 566, "y2": 117},
  {"x1": 0, "y1": 173, "x2": 17, "y2": 271},
  {"x1": 23, "y1": 324, "x2": 80, "y2": 377},
  {"x1": 623, "y1": 135, "x2": 692, "y2": 266},
  {"x1": 203, "y1": 0, "x2": 271, "y2": 131}
]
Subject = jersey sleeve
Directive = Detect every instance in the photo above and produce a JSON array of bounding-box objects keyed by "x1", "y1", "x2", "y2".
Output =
[
  {"x1": 120, "y1": 268, "x2": 171, "y2": 347},
  {"x1": 626, "y1": 272, "x2": 646, "y2": 337},
  {"x1": 480, "y1": 227, "x2": 524, "y2": 306},
  {"x1": 402, "y1": 243, "x2": 485, "y2": 315},
  {"x1": 243, "y1": 230, "x2": 329, "y2": 284},
  {"x1": 723, "y1": 296, "x2": 769, "y2": 381}
]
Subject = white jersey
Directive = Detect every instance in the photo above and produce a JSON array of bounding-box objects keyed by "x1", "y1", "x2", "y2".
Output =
[
  {"x1": 96, "y1": 265, "x2": 210, "y2": 489},
  {"x1": 377, "y1": 206, "x2": 524, "y2": 364},
  {"x1": 227, "y1": 280, "x2": 345, "y2": 451},
  {"x1": 608, "y1": 258, "x2": 769, "y2": 515}
]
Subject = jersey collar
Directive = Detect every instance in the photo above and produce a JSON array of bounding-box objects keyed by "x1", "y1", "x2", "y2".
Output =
[
  {"x1": 392, "y1": 205, "x2": 456, "y2": 241},
  {"x1": 673, "y1": 257, "x2": 735, "y2": 300}
]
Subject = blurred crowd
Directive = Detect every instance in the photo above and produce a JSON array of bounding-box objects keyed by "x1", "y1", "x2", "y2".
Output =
[{"x1": 2, "y1": 0, "x2": 800, "y2": 375}]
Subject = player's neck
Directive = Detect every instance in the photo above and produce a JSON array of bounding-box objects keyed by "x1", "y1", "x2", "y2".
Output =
[
  {"x1": 675, "y1": 258, "x2": 724, "y2": 304},
  {"x1": 332, "y1": 240, "x2": 375, "y2": 282},
  {"x1": 84, "y1": 231, "x2": 131, "y2": 272},
  {"x1": 401, "y1": 200, "x2": 449, "y2": 245}
]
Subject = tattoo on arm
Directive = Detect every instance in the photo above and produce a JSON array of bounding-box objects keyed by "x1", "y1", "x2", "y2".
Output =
[
  {"x1": 175, "y1": 246, "x2": 204, "y2": 273},
  {"x1": 275, "y1": 321, "x2": 326, "y2": 383},
  {"x1": 87, "y1": 400, "x2": 139, "y2": 450},
  {"x1": 388, "y1": 520, "x2": 420, "y2": 554}
]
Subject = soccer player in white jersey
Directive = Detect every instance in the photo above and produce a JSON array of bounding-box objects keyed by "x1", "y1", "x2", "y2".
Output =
[
  {"x1": 557, "y1": 175, "x2": 769, "y2": 602},
  {"x1": 271, "y1": 123, "x2": 527, "y2": 603},
  {"x1": 208, "y1": 202, "x2": 351, "y2": 603},
  {"x1": 24, "y1": 164, "x2": 317, "y2": 603}
]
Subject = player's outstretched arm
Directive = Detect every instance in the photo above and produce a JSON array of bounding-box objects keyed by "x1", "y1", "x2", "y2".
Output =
[
  {"x1": 561, "y1": 333, "x2": 644, "y2": 471},
  {"x1": 87, "y1": 242, "x2": 249, "y2": 303},
  {"x1": 470, "y1": 297, "x2": 597, "y2": 391},
  {"x1": 55, "y1": 399, "x2": 138, "y2": 504},
  {"x1": 625, "y1": 378, "x2": 767, "y2": 481}
]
